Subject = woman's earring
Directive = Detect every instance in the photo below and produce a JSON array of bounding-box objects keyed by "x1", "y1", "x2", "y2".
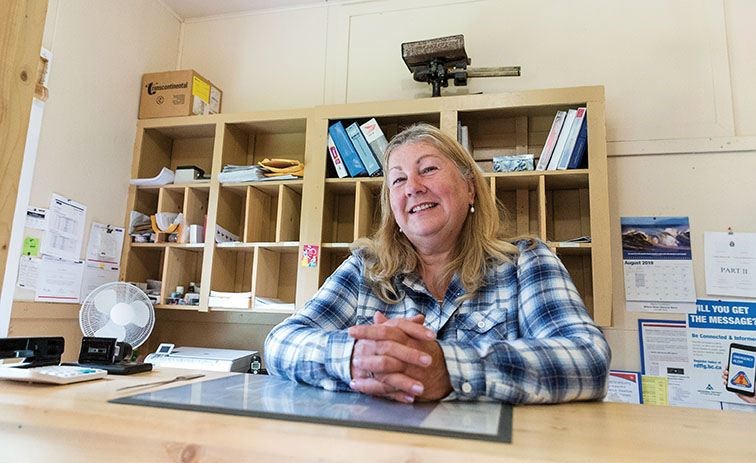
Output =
[
  {"x1": 399, "y1": 228, "x2": 404, "y2": 234},
  {"x1": 469, "y1": 204, "x2": 475, "y2": 214}
]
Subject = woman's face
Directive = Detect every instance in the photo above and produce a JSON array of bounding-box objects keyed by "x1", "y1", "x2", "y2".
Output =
[{"x1": 387, "y1": 141, "x2": 474, "y2": 254}]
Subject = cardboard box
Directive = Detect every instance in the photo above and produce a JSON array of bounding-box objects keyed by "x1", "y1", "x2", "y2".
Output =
[{"x1": 139, "y1": 70, "x2": 222, "y2": 119}]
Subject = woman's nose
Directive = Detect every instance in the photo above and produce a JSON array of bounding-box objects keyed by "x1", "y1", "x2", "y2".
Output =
[{"x1": 404, "y1": 174, "x2": 425, "y2": 195}]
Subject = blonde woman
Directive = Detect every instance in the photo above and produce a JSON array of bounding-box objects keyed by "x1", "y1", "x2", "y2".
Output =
[{"x1": 265, "y1": 123, "x2": 610, "y2": 404}]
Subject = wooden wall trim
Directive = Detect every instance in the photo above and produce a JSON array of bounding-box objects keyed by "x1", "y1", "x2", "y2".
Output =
[{"x1": 0, "y1": 1, "x2": 49, "y2": 335}]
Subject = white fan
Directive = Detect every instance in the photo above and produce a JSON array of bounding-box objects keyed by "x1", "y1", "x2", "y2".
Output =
[{"x1": 79, "y1": 282, "x2": 155, "y2": 348}]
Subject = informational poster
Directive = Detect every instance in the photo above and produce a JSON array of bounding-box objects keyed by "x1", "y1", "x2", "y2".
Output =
[
  {"x1": 34, "y1": 257, "x2": 85, "y2": 303},
  {"x1": 604, "y1": 371, "x2": 642, "y2": 404},
  {"x1": 637, "y1": 319, "x2": 718, "y2": 408},
  {"x1": 85, "y1": 223, "x2": 125, "y2": 266},
  {"x1": 40, "y1": 194, "x2": 87, "y2": 261},
  {"x1": 704, "y1": 232, "x2": 756, "y2": 298},
  {"x1": 621, "y1": 217, "x2": 696, "y2": 313},
  {"x1": 639, "y1": 319, "x2": 689, "y2": 376},
  {"x1": 688, "y1": 299, "x2": 756, "y2": 408}
]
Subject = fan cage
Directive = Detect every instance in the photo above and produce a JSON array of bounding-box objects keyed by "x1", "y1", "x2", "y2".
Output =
[{"x1": 79, "y1": 282, "x2": 155, "y2": 349}]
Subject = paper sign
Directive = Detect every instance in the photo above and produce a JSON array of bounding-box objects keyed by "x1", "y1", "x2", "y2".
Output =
[{"x1": 704, "y1": 232, "x2": 756, "y2": 298}]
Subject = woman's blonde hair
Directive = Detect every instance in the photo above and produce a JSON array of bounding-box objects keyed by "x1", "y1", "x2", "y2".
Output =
[{"x1": 353, "y1": 123, "x2": 520, "y2": 303}]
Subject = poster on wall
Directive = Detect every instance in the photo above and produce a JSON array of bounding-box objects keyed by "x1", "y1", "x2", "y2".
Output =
[
  {"x1": 638, "y1": 319, "x2": 721, "y2": 409},
  {"x1": 688, "y1": 299, "x2": 756, "y2": 408},
  {"x1": 704, "y1": 231, "x2": 756, "y2": 298},
  {"x1": 621, "y1": 216, "x2": 696, "y2": 313}
]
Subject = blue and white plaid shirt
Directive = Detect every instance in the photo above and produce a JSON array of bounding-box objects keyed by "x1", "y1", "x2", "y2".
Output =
[{"x1": 265, "y1": 240, "x2": 610, "y2": 403}]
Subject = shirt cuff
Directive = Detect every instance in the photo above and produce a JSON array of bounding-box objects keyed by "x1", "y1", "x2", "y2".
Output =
[
  {"x1": 324, "y1": 329, "x2": 356, "y2": 385},
  {"x1": 438, "y1": 340, "x2": 485, "y2": 400}
]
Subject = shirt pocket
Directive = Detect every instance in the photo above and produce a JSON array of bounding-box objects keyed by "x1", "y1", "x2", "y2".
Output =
[{"x1": 455, "y1": 308, "x2": 508, "y2": 342}]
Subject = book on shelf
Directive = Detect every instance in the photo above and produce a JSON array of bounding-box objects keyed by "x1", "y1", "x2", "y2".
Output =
[
  {"x1": 546, "y1": 109, "x2": 576, "y2": 170},
  {"x1": 359, "y1": 118, "x2": 388, "y2": 164},
  {"x1": 345, "y1": 122, "x2": 382, "y2": 176},
  {"x1": 566, "y1": 116, "x2": 589, "y2": 169},
  {"x1": 535, "y1": 110, "x2": 567, "y2": 171},
  {"x1": 556, "y1": 107, "x2": 587, "y2": 170},
  {"x1": 328, "y1": 122, "x2": 368, "y2": 177},
  {"x1": 326, "y1": 134, "x2": 349, "y2": 178},
  {"x1": 458, "y1": 123, "x2": 473, "y2": 155}
]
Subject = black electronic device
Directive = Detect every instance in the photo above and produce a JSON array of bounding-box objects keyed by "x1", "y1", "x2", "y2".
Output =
[
  {"x1": 401, "y1": 34, "x2": 521, "y2": 97},
  {"x1": 726, "y1": 343, "x2": 756, "y2": 397},
  {"x1": 65, "y1": 337, "x2": 152, "y2": 375},
  {"x1": 0, "y1": 336, "x2": 65, "y2": 367}
]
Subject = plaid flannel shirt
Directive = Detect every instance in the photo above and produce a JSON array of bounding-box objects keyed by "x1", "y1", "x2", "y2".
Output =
[{"x1": 264, "y1": 240, "x2": 610, "y2": 403}]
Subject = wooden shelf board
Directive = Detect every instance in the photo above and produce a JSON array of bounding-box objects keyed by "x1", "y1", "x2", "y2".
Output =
[{"x1": 154, "y1": 304, "x2": 201, "y2": 311}]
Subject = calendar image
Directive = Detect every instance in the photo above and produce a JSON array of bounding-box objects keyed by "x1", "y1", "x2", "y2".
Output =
[{"x1": 621, "y1": 217, "x2": 696, "y2": 313}]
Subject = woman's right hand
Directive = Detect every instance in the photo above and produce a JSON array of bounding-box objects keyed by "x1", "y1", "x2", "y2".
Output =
[{"x1": 349, "y1": 312, "x2": 451, "y2": 403}]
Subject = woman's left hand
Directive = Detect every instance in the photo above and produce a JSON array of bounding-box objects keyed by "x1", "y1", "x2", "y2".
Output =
[{"x1": 349, "y1": 312, "x2": 452, "y2": 402}]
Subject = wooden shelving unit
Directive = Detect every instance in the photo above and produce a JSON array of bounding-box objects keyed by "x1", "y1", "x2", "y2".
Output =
[{"x1": 121, "y1": 86, "x2": 612, "y2": 325}]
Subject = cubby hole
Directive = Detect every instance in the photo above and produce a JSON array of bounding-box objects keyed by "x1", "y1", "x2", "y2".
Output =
[
  {"x1": 354, "y1": 180, "x2": 382, "y2": 239},
  {"x1": 221, "y1": 119, "x2": 306, "y2": 169},
  {"x1": 246, "y1": 183, "x2": 302, "y2": 243},
  {"x1": 183, "y1": 186, "x2": 209, "y2": 241},
  {"x1": 492, "y1": 175, "x2": 542, "y2": 239},
  {"x1": 123, "y1": 247, "x2": 164, "y2": 287},
  {"x1": 133, "y1": 188, "x2": 159, "y2": 216},
  {"x1": 458, "y1": 105, "x2": 588, "y2": 172},
  {"x1": 216, "y1": 186, "x2": 246, "y2": 242},
  {"x1": 324, "y1": 113, "x2": 440, "y2": 179},
  {"x1": 557, "y1": 253, "x2": 594, "y2": 317},
  {"x1": 160, "y1": 247, "x2": 203, "y2": 308},
  {"x1": 137, "y1": 124, "x2": 215, "y2": 180},
  {"x1": 252, "y1": 247, "x2": 298, "y2": 310},
  {"x1": 210, "y1": 247, "x2": 253, "y2": 298},
  {"x1": 322, "y1": 182, "x2": 356, "y2": 244},
  {"x1": 544, "y1": 174, "x2": 591, "y2": 243}
]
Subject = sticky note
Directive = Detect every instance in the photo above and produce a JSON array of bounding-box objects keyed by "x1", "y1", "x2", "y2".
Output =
[{"x1": 22, "y1": 237, "x2": 40, "y2": 256}]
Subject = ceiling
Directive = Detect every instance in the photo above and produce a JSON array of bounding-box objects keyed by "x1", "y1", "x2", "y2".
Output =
[{"x1": 161, "y1": 0, "x2": 328, "y2": 20}]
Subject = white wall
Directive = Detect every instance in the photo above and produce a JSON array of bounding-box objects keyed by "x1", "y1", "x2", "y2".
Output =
[{"x1": 178, "y1": 0, "x2": 756, "y2": 371}]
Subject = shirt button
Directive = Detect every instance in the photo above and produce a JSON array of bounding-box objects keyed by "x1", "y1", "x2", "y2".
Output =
[
  {"x1": 461, "y1": 382, "x2": 473, "y2": 394},
  {"x1": 477, "y1": 321, "x2": 486, "y2": 329}
]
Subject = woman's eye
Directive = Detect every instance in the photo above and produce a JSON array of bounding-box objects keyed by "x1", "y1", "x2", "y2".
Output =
[
  {"x1": 420, "y1": 166, "x2": 438, "y2": 174},
  {"x1": 391, "y1": 177, "x2": 406, "y2": 186}
]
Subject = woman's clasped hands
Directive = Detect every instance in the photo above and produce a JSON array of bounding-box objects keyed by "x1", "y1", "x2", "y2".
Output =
[{"x1": 349, "y1": 312, "x2": 453, "y2": 403}]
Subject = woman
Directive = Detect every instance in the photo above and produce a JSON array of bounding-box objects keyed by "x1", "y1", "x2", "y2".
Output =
[{"x1": 265, "y1": 123, "x2": 610, "y2": 404}]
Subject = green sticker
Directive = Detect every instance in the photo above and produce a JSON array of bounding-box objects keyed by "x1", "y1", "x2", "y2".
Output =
[{"x1": 22, "y1": 237, "x2": 40, "y2": 256}]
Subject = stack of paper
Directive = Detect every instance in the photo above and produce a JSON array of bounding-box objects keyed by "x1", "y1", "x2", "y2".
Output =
[
  {"x1": 209, "y1": 290, "x2": 251, "y2": 309},
  {"x1": 254, "y1": 296, "x2": 295, "y2": 312},
  {"x1": 129, "y1": 167, "x2": 174, "y2": 186},
  {"x1": 219, "y1": 164, "x2": 297, "y2": 183}
]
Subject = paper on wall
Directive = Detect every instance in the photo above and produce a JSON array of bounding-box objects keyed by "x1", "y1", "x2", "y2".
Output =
[
  {"x1": 621, "y1": 217, "x2": 696, "y2": 313},
  {"x1": 34, "y1": 257, "x2": 85, "y2": 303},
  {"x1": 39, "y1": 193, "x2": 86, "y2": 261},
  {"x1": 25, "y1": 207, "x2": 47, "y2": 230},
  {"x1": 86, "y1": 223, "x2": 125, "y2": 266},
  {"x1": 81, "y1": 263, "x2": 120, "y2": 301},
  {"x1": 17, "y1": 256, "x2": 40, "y2": 290},
  {"x1": 704, "y1": 231, "x2": 756, "y2": 298}
]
